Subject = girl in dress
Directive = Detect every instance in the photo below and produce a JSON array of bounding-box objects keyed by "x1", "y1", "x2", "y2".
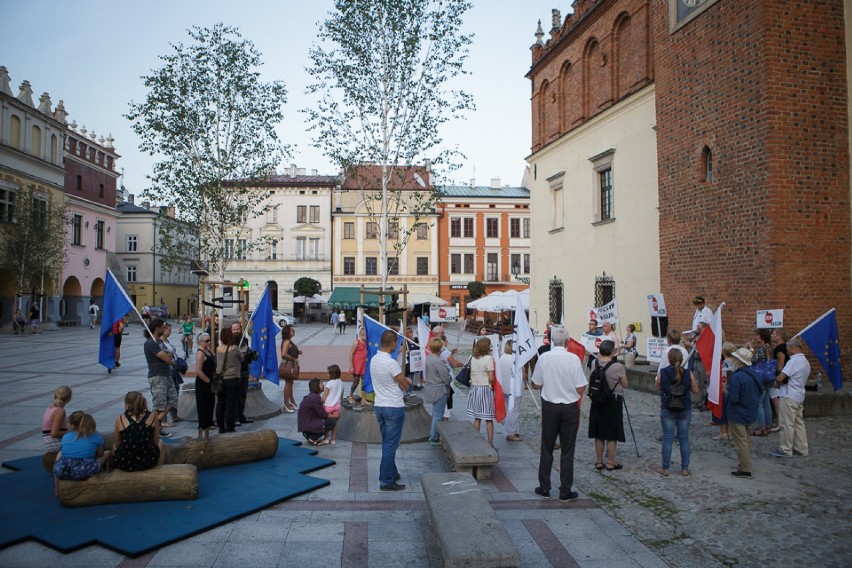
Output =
[
  {"x1": 322, "y1": 365, "x2": 344, "y2": 445},
  {"x1": 42, "y1": 386, "x2": 72, "y2": 453},
  {"x1": 112, "y1": 391, "x2": 165, "y2": 471}
]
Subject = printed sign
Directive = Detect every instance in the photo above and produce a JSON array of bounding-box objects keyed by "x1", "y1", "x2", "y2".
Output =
[
  {"x1": 408, "y1": 348, "x2": 424, "y2": 373},
  {"x1": 647, "y1": 293, "x2": 667, "y2": 317},
  {"x1": 646, "y1": 337, "x2": 668, "y2": 364},
  {"x1": 430, "y1": 306, "x2": 458, "y2": 322},
  {"x1": 586, "y1": 299, "x2": 618, "y2": 324},
  {"x1": 579, "y1": 333, "x2": 603, "y2": 355},
  {"x1": 756, "y1": 309, "x2": 784, "y2": 329}
]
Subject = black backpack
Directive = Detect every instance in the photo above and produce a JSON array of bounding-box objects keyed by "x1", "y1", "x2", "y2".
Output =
[
  {"x1": 588, "y1": 360, "x2": 617, "y2": 404},
  {"x1": 667, "y1": 380, "x2": 687, "y2": 411}
]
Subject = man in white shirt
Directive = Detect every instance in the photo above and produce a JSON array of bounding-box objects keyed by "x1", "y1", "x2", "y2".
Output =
[
  {"x1": 771, "y1": 338, "x2": 810, "y2": 458},
  {"x1": 691, "y1": 296, "x2": 713, "y2": 332},
  {"x1": 371, "y1": 329, "x2": 411, "y2": 490},
  {"x1": 88, "y1": 300, "x2": 100, "y2": 329},
  {"x1": 531, "y1": 326, "x2": 587, "y2": 501},
  {"x1": 657, "y1": 329, "x2": 689, "y2": 377}
]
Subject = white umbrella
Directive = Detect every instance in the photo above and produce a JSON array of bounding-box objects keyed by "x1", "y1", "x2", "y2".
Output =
[
  {"x1": 292, "y1": 294, "x2": 328, "y2": 304},
  {"x1": 406, "y1": 293, "x2": 448, "y2": 307},
  {"x1": 467, "y1": 291, "x2": 504, "y2": 311}
]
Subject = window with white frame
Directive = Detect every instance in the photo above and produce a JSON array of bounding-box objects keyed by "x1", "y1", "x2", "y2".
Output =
[
  {"x1": 599, "y1": 168, "x2": 613, "y2": 221},
  {"x1": 267, "y1": 240, "x2": 278, "y2": 260},
  {"x1": 32, "y1": 196, "x2": 48, "y2": 227},
  {"x1": 266, "y1": 206, "x2": 278, "y2": 224},
  {"x1": 236, "y1": 239, "x2": 247, "y2": 259},
  {"x1": 126, "y1": 234, "x2": 137, "y2": 252},
  {"x1": 547, "y1": 170, "x2": 565, "y2": 230},
  {"x1": 126, "y1": 265, "x2": 137, "y2": 282},
  {"x1": 463, "y1": 253, "x2": 474, "y2": 274},
  {"x1": 590, "y1": 149, "x2": 615, "y2": 223},
  {"x1": 297, "y1": 206, "x2": 307, "y2": 223},
  {"x1": 450, "y1": 218, "x2": 461, "y2": 238},
  {"x1": 310, "y1": 205, "x2": 320, "y2": 223},
  {"x1": 463, "y1": 218, "x2": 474, "y2": 237},
  {"x1": 486, "y1": 218, "x2": 498, "y2": 238},
  {"x1": 344, "y1": 222, "x2": 355, "y2": 239},
  {"x1": 486, "y1": 253, "x2": 499, "y2": 281},
  {"x1": 224, "y1": 239, "x2": 234, "y2": 259},
  {"x1": 296, "y1": 237, "x2": 306, "y2": 260},
  {"x1": 309, "y1": 238, "x2": 320, "y2": 259},
  {"x1": 366, "y1": 222, "x2": 379, "y2": 239},
  {"x1": 416, "y1": 223, "x2": 428, "y2": 240},
  {"x1": 523, "y1": 217, "x2": 530, "y2": 238},
  {"x1": 523, "y1": 253, "x2": 530, "y2": 274},
  {"x1": 0, "y1": 186, "x2": 17, "y2": 223},
  {"x1": 343, "y1": 257, "x2": 355, "y2": 275},
  {"x1": 450, "y1": 253, "x2": 461, "y2": 274}
]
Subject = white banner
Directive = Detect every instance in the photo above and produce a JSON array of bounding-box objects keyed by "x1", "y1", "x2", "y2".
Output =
[
  {"x1": 430, "y1": 306, "x2": 458, "y2": 322},
  {"x1": 756, "y1": 309, "x2": 784, "y2": 329},
  {"x1": 647, "y1": 293, "x2": 667, "y2": 317},
  {"x1": 580, "y1": 333, "x2": 603, "y2": 355},
  {"x1": 646, "y1": 337, "x2": 668, "y2": 364},
  {"x1": 586, "y1": 299, "x2": 618, "y2": 324}
]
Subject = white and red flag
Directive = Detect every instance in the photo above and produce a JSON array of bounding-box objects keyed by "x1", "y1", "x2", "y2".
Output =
[{"x1": 695, "y1": 302, "x2": 725, "y2": 418}]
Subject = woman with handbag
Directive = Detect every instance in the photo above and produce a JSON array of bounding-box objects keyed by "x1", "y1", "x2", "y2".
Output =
[
  {"x1": 466, "y1": 337, "x2": 497, "y2": 448},
  {"x1": 423, "y1": 337, "x2": 453, "y2": 445},
  {"x1": 215, "y1": 328, "x2": 243, "y2": 434},
  {"x1": 279, "y1": 325, "x2": 301, "y2": 412},
  {"x1": 195, "y1": 332, "x2": 216, "y2": 438}
]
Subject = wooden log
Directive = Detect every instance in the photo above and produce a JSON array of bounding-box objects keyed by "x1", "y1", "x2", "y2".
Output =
[
  {"x1": 57, "y1": 464, "x2": 198, "y2": 507},
  {"x1": 163, "y1": 428, "x2": 279, "y2": 470}
]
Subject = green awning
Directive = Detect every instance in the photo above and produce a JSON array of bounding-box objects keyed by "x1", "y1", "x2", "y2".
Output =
[{"x1": 327, "y1": 287, "x2": 385, "y2": 308}]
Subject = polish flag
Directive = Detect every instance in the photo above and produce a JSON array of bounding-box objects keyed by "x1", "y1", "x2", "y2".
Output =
[{"x1": 695, "y1": 302, "x2": 725, "y2": 418}]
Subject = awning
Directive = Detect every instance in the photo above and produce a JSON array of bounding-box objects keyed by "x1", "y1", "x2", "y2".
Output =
[{"x1": 327, "y1": 287, "x2": 385, "y2": 308}]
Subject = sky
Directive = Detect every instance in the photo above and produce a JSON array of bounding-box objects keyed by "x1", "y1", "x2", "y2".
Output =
[{"x1": 1, "y1": 0, "x2": 568, "y2": 195}]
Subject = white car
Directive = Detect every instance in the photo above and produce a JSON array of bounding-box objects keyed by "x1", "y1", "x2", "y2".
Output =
[{"x1": 271, "y1": 311, "x2": 297, "y2": 328}]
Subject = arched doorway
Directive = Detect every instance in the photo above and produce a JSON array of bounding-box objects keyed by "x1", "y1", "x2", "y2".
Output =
[
  {"x1": 90, "y1": 277, "x2": 104, "y2": 299},
  {"x1": 267, "y1": 280, "x2": 278, "y2": 311},
  {"x1": 62, "y1": 276, "x2": 83, "y2": 324}
]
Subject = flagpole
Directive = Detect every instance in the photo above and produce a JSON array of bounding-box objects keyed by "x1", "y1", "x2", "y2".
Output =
[
  {"x1": 107, "y1": 268, "x2": 154, "y2": 339},
  {"x1": 793, "y1": 308, "x2": 836, "y2": 339}
]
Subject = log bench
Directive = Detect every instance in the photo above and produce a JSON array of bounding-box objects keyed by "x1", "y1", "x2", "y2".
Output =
[
  {"x1": 421, "y1": 472, "x2": 520, "y2": 568},
  {"x1": 57, "y1": 464, "x2": 198, "y2": 507},
  {"x1": 436, "y1": 421, "x2": 499, "y2": 480}
]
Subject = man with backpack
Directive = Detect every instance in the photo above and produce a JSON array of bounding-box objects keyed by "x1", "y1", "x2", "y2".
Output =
[
  {"x1": 587, "y1": 340, "x2": 629, "y2": 471},
  {"x1": 88, "y1": 300, "x2": 100, "y2": 329},
  {"x1": 725, "y1": 347, "x2": 763, "y2": 479}
]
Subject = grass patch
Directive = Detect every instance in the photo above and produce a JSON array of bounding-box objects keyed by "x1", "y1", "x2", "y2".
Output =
[{"x1": 587, "y1": 491, "x2": 615, "y2": 505}]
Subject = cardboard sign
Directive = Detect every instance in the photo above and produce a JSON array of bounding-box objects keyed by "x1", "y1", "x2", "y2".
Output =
[
  {"x1": 756, "y1": 309, "x2": 784, "y2": 329},
  {"x1": 408, "y1": 348, "x2": 424, "y2": 372},
  {"x1": 646, "y1": 337, "x2": 668, "y2": 364},
  {"x1": 430, "y1": 306, "x2": 458, "y2": 322},
  {"x1": 586, "y1": 299, "x2": 618, "y2": 324},
  {"x1": 647, "y1": 293, "x2": 667, "y2": 317}
]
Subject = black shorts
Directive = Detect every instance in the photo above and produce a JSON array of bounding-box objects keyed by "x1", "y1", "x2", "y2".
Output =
[{"x1": 114, "y1": 334, "x2": 123, "y2": 347}]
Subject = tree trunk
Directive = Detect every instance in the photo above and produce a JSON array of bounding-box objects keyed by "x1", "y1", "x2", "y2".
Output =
[
  {"x1": 57, "y1": 464, "x2": 198, "y2": 507},
  {"x1": 163, "y1": 428, "x2": 279, "y2": 469}
]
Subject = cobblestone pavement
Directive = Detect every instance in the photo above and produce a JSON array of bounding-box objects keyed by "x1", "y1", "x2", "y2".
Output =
[{"x1": 512, "y1": 382, "x2": 852, "y2": 567}]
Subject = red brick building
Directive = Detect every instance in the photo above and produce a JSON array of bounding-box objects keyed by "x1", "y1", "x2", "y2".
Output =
[{"x1": 527, "y1": 0, "x2": 851, "y2": 371}]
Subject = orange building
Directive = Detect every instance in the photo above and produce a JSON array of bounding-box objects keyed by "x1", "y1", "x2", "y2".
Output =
[{"x1": 437, "y1": 180, "x2": 530, "y2": 316}]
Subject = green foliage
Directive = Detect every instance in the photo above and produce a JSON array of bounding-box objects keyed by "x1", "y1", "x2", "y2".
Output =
[
  {"x1": 294, "y1": 277, "x2": 321, "y2": 297},
  {"x1": 304, "y1": 0, "x2": 474, "y2": 287},
  {"x1": 467, "y1": 281, "x2": 485, "y2": 300},
  {"x1": 126, "y1": 23, "x2": 289, "y2": 278},
  {"x1": 0, "y1": 185, "x2": 67, "y2": 298}
]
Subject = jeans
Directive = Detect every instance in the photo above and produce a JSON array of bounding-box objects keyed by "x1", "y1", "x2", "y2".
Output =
[
  {"x1": 430, "y1": 394, "x2": 447, "y2": 441},
  {"x1": 756, "y1": 387, "x2": 772, "y2": 428},
  {"x1": 660, "y1": 407, "x2": 691, "y2": 470},
  {"x1": 538, "y1": 399, "x2": 579, "y2": 494},
  {"x1": 216, "y1": 379, "x2": 240, "y2": 431},
  {"x1": 375, "y1": 406, "x2": 406, "y2": 486}
]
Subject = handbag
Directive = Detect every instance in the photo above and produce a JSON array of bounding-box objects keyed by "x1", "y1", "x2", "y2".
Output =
[
  {"x1": 753, "y1": 358, "x2": 777, "y2": 385},
  {"x1": 279, "y1": 359, "x2": 299, "y2": 381},
  {"x1": 455, "y1": 360, "x2": 472, "y2": 388},
  {"x1": 211, "y1": 348, "x2": 229, "y2": 395}
]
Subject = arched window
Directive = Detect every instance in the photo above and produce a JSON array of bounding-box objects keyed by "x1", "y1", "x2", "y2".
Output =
[
  {"x1": 31, "y1": 125, "x2": 42, "y2": 158},
  {"x1": 9, "y1": 115, "x2": 21, "y2": 149},
  {"x1": 702, "y1": 146, "x2": 713, "y2": 182},
  {"x1": 50, "y1": 134, "x2": 58, "y2": 163}
]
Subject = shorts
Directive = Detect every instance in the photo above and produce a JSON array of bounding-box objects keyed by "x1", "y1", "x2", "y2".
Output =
[
  {"x1": 42, "y1": 434, "x2": 62, "y2": 453},
  {"x1": 54, "y1": 457, "x2": 101, "y2": 480},
  {"x1": 324, "y1": 403, "x2": 341, "y2": 415},
  {"x1": 149, "y1": 374, "x2": 179, "y2": 411},
  {"x1": 114, "y1": 334, "x2": 122, "y2": 347}
]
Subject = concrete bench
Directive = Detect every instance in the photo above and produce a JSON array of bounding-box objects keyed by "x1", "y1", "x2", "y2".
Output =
[
  {"x1": 436, "y1": 421, "x2": 499, "y2": 481},
  {"x1": 421, "y1": 472, "x2": 520, "y2": 568}
]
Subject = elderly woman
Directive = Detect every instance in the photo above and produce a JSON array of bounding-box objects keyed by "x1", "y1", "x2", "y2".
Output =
[
  {"x1": 195, "y1": 332, "x2": 216, "y2": 438},
  {"x1": 622, "y1": 324, "x2": 638, "y2": 367},
  {"x1": 215, "y1": 328, "x2": 243, "y2": 434},
  {"x1": 588, "y1": 340, "x2": 628, "y2": 470},
  {"x1": 423, "y1": 337, "x2": 453, "y2": 445},
  {"x1": 466, "y1": 337, "x2": 497, "y2": 448}
]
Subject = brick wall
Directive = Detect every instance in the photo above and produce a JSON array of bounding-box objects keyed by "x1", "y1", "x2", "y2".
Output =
[
  {"x1": 654, "y1": 0, "x2": 851, "y2": 365},
  {"x1": 64, "y1": 158, "x2": 117, "y2": 207}
]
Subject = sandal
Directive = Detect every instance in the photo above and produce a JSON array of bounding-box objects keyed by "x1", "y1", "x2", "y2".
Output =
[
  {"x1": 604, "y1": 463, "x2": 623, "y2": 471},
  {"x1": 161, "y1": 422, "x2": 176, "y2": 428},
  {"x1": 595, "y1": 463, "x2": 604, "y2": 470},
  {"x1": 713, "y1": 434, "x2": 730, "y2": 441}
]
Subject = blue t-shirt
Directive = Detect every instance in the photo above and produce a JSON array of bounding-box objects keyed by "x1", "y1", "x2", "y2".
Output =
[
  {"x1": 60, "y1": 431, "x2": 104, "y2": 458},
  {"x1": 659, "y1": 366, "x2": 693, "y2": 410}
]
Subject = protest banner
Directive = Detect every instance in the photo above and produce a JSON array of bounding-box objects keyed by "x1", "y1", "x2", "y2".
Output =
[
  {"x1": 586, "y1": 299, "x2": 618, "y2": 324},
  {"x1": 756, "y1": 309, "x2": 784, "y2": 329},
  {"x1": 430, "y1": 306, "x2": 458, "y2": 322},
  {"x1": 646, "y1": 337, "x2": 668, "y2": 364},
  {"x1": 647, "y1": 293, "x2": 667, "y2": 317}
]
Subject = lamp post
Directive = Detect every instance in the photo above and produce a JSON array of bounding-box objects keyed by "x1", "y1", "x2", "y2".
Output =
[{"x1": 511, "y1": 262, "x2": 530, "y2": 284}]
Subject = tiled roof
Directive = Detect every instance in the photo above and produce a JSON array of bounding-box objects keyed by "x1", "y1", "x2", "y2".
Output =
[
  {"x1": 438, "y1": 185, "x2": 530, "y2": 199},
  {"x1": 341, "y1": 165, "x2": 431, "y2": 191},
  {"x1": 261, "y1": 175, "x2": 339, "y2": 185}
]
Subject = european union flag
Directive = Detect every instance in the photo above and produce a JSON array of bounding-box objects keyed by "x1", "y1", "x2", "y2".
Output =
[
  {"x1": 99, "y1": 270, "x2": 135, "y2": 370},
  {"x1": 799, "y1": 308, "x2": 843, "y2": 391},
  {"x1": 362, "y1": 315, "x2": 402, "y2": 394},
  {"x1": 249, "y1": 285, "x2": 281, "y2": 385}
]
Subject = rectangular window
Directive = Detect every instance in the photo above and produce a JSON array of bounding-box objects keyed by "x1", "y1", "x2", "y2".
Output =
[
  {"x1": 99, "y1": 183, "x2": 104, "y2": 198},
  {"x1": 510, "y1": 218, "x2": 520, "y2": 238},
  {"x1": 511, "y1": 253, "x2": 521, "y2": 274},
  {"x1": 296, "y1": 237, "x2": 306, "y2": 260},
  {"x1": 388, "y1": 221, "x2": 399, "y2": 240},
  {"x1": 463, "y1": 218, "x2": 474, "y2": 237},
  {"x1": 95, "y1": 220, "x2": 105, "y2": 249},
  {"x1": 224, "y1": 239, "x2": 234, "y2": 259},
  {"x1": 486, "y1": 217, "x2": 498, "y2": 238},
  {"x1": 387, "y1": 257, "x2": 399, "y2": 275},
  {"x1": 343, "y1": 257, "x2": 355, "y2": 275},
  {"x1": 366, "y1": 222, "x2": 378, "y2": 239},
  {"x1": 464, "y1": 253, "x2": 474, "y2": 274},
  {"x1": 126, "y1": 265, "x2": 137, "y2": 283},
  {"x1": 309, "y1": 237, "x2": 320, "y2": 259},
  {"x1": 450, "y1": 218, "x2": 461, "y2": 238},
  {"x1": 450, "y1": 253, "x2": 461, "y2": 274},
  {"x1": 236, "y1": 239, "x2": 247, "y2": 259},
  {"x1": 32, "y1": 197, "x2": 48, "y2": 227},
  {"x1": 266, "y1": 206, "x2": 278, "y2": 224},
  {"x1": 523, "y1": 253, "x2": 530, "y2": 274},
  {"x1": 365, "y1": 257, "x2": 377, "y2": 275},
  {"x1": 126, "y1": 234, "x2": 137, "y2": 252},
  {"x1": 310, "y1": 205, "x2": 320, "y2": 223},
  {"x1": 344, "y1": 222, "x2": 355, "y2": 239},
  {"x1": 416, "y1": 223, "x2": 428, "y2": 240},
  {"x1": 600, "y1": 168, "x2": 613, "y2": 221},
  {"x1": 0, "y1": 188, "x2": 16, "y2": 223},
  {"x1": 416, "y1": 257, "x2": 428, "y2": 275},
  {"x1": 72, "y1": 214, "x2": 83, "y2": 245},
  {"x1": 523, "y1": 217, "x2": 530, "y2": 238},
  {"x1": 486, "y1": 253, "x2": 498, "y2": 281},
  {"x1": 76, "y1": 175, "x2": 82, "y2": 191},
  {"x1": 297, "y1": 205, "x2": 307, "y2": 223},
  {"x1": 267, "y1": 240, "x2": 278, "y2": 260}
]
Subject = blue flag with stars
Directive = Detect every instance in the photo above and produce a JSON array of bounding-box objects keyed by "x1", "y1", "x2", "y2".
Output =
[
  {"x1": 249, "y1": 285, "x2": 281, "y2": 385},
  {"x1": 799, "y1": 308, "x2": 842, "y2": 391},
  {"x1": 362, "y1": 315, "x2": 403, "y2": 394}
]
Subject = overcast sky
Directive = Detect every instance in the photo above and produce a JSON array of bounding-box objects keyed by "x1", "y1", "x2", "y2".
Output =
[{"x1": 1, "y1": 0, "x2": 567, "y2": 194}]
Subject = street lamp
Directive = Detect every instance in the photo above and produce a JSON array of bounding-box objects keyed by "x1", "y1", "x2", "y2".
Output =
[{"x1": 511, "y1": 262, "x2": 530, "y2": 284}]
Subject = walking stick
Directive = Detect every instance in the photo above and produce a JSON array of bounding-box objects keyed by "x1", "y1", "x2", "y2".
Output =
[{"x1": 622, "y1": 396, "x2": 640, "y2": 457}]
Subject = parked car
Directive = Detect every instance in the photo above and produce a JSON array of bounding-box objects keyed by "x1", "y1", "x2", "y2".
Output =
[
  {"x1": 149, "y1": 306, "x2": 170, "y2": 320},
  {"x1": 271, "y1": 311, "x2": 297, "y2": 328}
]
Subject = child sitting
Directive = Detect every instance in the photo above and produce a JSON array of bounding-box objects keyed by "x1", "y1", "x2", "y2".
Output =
[
  {"x1": 54, "y1": 411, "x2": 111, "y2": 495},
  {"x1": 112, "y1": 391, "x2": 166, "y2": 471},
  {"x1": 42, "y1": 386, "x2": 72, "y2": 453},
  {"x1": 321, "y1": 365, "x2": 344, "y2": 445},
  {"x1": 297, "y1": 378, "x2": 339, "y2": 446}
]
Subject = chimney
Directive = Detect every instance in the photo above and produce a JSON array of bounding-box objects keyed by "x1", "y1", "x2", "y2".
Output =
[
  {"x1": 128, "y1": 194, "x2": 135, "y2": 205},
  {"x1": 470, "y1": 178, "x2": 476, "y2": 187},
  {"x1": 490, "y1": 177, "x2": 501, "y2": 189},
  {"x1": 289, "y1": 164, "x2": 297, "y2": 177},
  {"x1": 297, "y1": 168, "x2": 306, "y2": 176},
  {"x1": 311, "y1": 169, "x2": 318, "y2": 176}
]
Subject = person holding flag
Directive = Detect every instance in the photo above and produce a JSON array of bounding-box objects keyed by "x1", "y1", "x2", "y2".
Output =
[{"x1": 99, "y1": 270, "x2": 137, "y2": 372}]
